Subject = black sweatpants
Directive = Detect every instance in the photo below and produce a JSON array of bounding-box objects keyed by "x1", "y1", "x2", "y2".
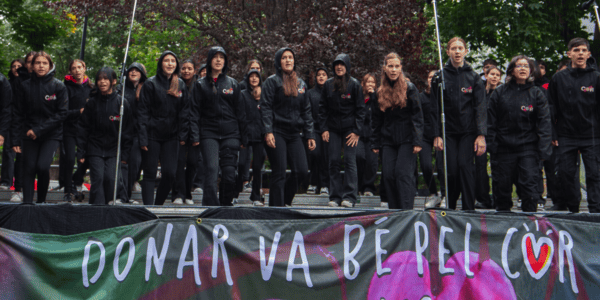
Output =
[
  {"x1": 59, "y1": 136, "x2": 77, "y2": 194},
  {"x1": 538, "y1": 146, "x2": 559, "y2": 203},
  {"x1": 557, "y1": 137, "x2": 600, "y2": 212},
  {"x1": 88, "y1": 156, "x2": 117, "y2": 205},
  {"x1": 382, "y1": 143, "x2": 417, "y2": 209},
  {"x1": 201, "y1": 138, "x2": 239, "y2": 206},
  {"x1": 192, "y1": 149, "x2": 204, "y2": 190},
  {"x1": 172, "y1": 144, "x2": 200, "y2": 200},
  {"x1": 73, "y1": 159, "x2": 89, "y2": 186},
  {"x1": 445, "y1": 134, "x2": 476, "y2": 211},
  {"x1": 307, "y1": 136, "x2": 329, "y2": 191},
  {"x1": 22, "y1": 139, "x2": 59, "y2": 203},
  {"x1": 117, "y1": 138, "x2": 142, "y2": 202},
  {"x1": 248, "y1": 141, "x2": 266, "y2": 201},
  {"x1": 356, "y1": 138, "x2": 378, "y2": 194},
  {"x1": 141, "y1": 139, "x2": 179, "y2": 205},
  {"x1": 238, "y1": 147, "x2": 252, "y2": 183},
  {"x1": 14, "y1": 152, "x2": 22, "y2": 191},
  {"x1": 491, "y1": 151, "x2": 539, "y2": 212},
  {"x1": 328, "y1": 130, "x2": 358, "y2": 204},
  {"x1": 417, "y1": 140, "x2": 437, "y2": 196},
  {"x1": 1, "y1": 135, "x2": 15, "y2": 186},
  {"x1": 475, "y1": 153, "x2": 492, "y2": 207},
  {"x1": 265, "y1": 133, "x2": 308, "y2": 207}
]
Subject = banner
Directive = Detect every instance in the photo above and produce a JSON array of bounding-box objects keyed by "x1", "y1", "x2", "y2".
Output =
[{"x1": 0, "y1": 210, "x2": 598, "y2": 299}]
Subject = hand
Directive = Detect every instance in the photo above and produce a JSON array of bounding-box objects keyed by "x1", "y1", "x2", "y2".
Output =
[
  {"x1": 141, "y1": 146, "x2": 148, "y2": 151},
  {"x1": 180, "y1": 141, "x2": 185, "y2": 146},
  {"x1": 26, "y1": 129, "x2": 36, "y2": 140},
  {"x1": 474, "y1": 135, "x2": 486, "y2": 156},
  {"x1": 193, "y1": 142, "x2": 200, "y2": 147},
  {"x1": 308, "y1": 139, "x2": 316, "y2": 151},
  {"x1": 372, "y1": 149, "x2": 379, "y2": 154},
  {"x1": 413, "y1": 145, "x2": 422, "y2": 154},
  {"x1": 0, "y1": 135, "x2": 4, "y2": 147},
  {"x1": 346, "y1": 132, "x2": 359, "y2": 147},
  {"x1": 552, "y1": 140, "x2": 559, "y2": 147},
  {"x1": 12, "y1": 146, "x2": 21, "y2": 153},
  {"x1": 322, "y1": 131, "x2": 329, "y2": 142},
  {"x1": 79, "y1": 158, "x2": 85, "y2": 163},
  {"x1": 121, "y1": 161, "x2": 127, "y2": 164},
  {"x1": 265, "y1": 133, "x2": 276, "y2": 148},
  {"x1": 80, "y1": 108, "x2": 84, "y2": 114},
  {"x1": 434, "y1": 137, "x2": 444, "y2": 151}
]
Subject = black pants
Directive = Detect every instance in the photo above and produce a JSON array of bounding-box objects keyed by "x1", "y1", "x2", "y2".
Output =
[
  {"x1": 491, "y1": 151, "x2": 539, "y2": 212},
  {"x1": 73, "y1": 159, "x2": 89, "y2": 186},
  {"x1": 557, "y1": 137, "x2": 600, "y2": 212},
  {"x1": 88, "y1": 156, "x2": 117, "y2": 205},
  {"x1": 417, "y1": 140, "x2": 437, "y2": 195},
  {"x1": 141, "y1": 140, "x2": 179, "y2": 205},
  {"x1": 356, "y1": 139, "x2": 378, "y2": 194},
  {"x1": 172, "y1": 144, "x2": 200, "y2": 200},
  {"x1": 238, "y1": 147, "x2": 252, "y2": 183},
  {"x1": 201, "y1": 138, "x2": 239, "y2": 206},
  {"x1": 14, "y1": 152, "x2": 22, "y2": 191},
  {"x1": 0, "y1": 135, "x2": 15, "y2": 186},
  {"x1": 435, "y1": 149, "x2": 446, "y2": 198},
  {"x1": 306, "y1": 135, "x2": 330, "y2": 191},
  {"x1": 265, "y1": 133, "x2": 308, "y2": 207},
  {"x1": 247, "y1": 141, "x2": 266, "y2": 201},
  {"x1": 445, "y1": 134, "x2": 476, "y2": 210},
  {"x1": 192, "y1": 149, "x2": 204, "y2": 189},
  {"x1": 382, "y1": 143, "x2": 417, "y2": 209},
  {"x1": 538, "y1": 146, "x2": 560, "y2": 204},
  {"x1": 22, "y1": 139, "x2": 59, "y2": 203},
  {"x1": 328, "y1": 130, "x2": 358, "y2": 204},
  {"x1": 59, "y1": 135, "x2": 78, "y2": 194},
  {"x1": 475, "y1": 153, "x2": 492, "y2": 207},
  {"x1": 117, "y1": 138, "x2": 142, "y2": 202}
]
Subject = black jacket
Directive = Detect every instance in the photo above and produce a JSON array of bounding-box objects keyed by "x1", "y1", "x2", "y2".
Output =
[
  {"x1": 371, "y1": 82, "x2": 424, "y2": 148},
  {"x1": 192, "y1": 46, "x2": 247, "y2": 145},
  {"x1": 548, "y1": 62, "x2": 600, "y2": 139},
  {"x1": 432, "y1": 60, "x2": 487, "y2": 137},
  {"x1": 78, "y1": 91, "x2": 133, "y2": 161},
  {"x1": 0, "y1": 73, "x2": 11, "y2": 139},
  {"x1": 261, "y1": 47, "x2": 315, "y2": 139},
  {"x1": 306, "y1": 67, "x2": 328, "y2": 134},
  {"x1": 240, "y1": 69, "x2": 264, "y2": 143},
  {"x1": 361, "y1": 93, "x2": 374, "y2": 141},
  {"x1": 138, "y1": 51, "x2": 190, "y2": 146},
  {"x1": 116, "y1": 62, "x2": 148, "y2": 138},
  {"x1": 12, "y1": 65, "x2": 68, "y2": 146},
  {"x1": 487, "y1": 81, "x2": 552, "y2": 160},
  {"x1": 319, "y1": 54, "x2": 365, "y2": 135},
  {"x1": 63, "y1": 76, "x2": 92, "y2": 137},
  {"x1": 419, "y1": 91, "x2": 436, "y2": 142}
]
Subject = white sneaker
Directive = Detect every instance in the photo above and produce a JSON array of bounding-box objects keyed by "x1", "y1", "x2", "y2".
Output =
[
  {"x1": 133, "y1": 182, "x2": 142, "y2": 192},
  {"x1": 253, "y1": 200, "x2": 265, "y2": 206},
  {"x1": 185, "y1": 199, "x2": 194, "y2": 205},
  {"x1": 193, "y1": 187, "x2": 203, "y2": 194},
  {"x1": 425, "y1": 196, "x2": 443, "y2": 208},
  {"x1": 363, "y1": 191, "x2": 374, "y2": 197},
  {"x1": 328, "y1": 201, "x2": 339, "y2": 207},
  {"x1": 341, "y1": 200, "x2": 354, "y2": 208},
  {"x1": 243, "y1": 182, "x2": 252, "y2": 193},
  {"x1": 380, "y1": 202, "x2": 388, "y2": 208},
  {"x1": 320, "y1": 187, "x2": 330, "y2": 195},
  {"x1": 307, "y1": 185, "x2": 316, "y2": 194},
  {"x1": 129, "y1": 200, "x2": 140, "y2": 205},
  {"x1": 173, "y1": 198, "x2": 183, "y2": 205},
  {"x1": 108, "y1": 199, "x2": 123, "y2": 205},
  {"x1": 10, "y1": 192, "x2": 22, "y2": 202}
]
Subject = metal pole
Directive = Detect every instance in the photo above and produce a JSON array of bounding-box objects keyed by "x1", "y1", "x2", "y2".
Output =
[
  {"x1": 593, "y1": 2, "x2": 600, "y2": 33},
  {"x1": 113, "y1": 0, "x2": 139, "y2": 204},
  {"x1": 80, "y1": 16, "x2": 88, "y2": 60},
  {"x1": 432, "y1": 0, "x2": 449, "y2": 208}
]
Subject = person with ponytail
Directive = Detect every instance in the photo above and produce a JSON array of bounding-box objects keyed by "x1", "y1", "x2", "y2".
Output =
[
  {"x1": 306, "y1": 67, "x2": 330, "y2": 195},
  {"x1": 431, "y1": 37, "x2": 487, "y2": 211},
  {"x1": 192, "y1": 46, "x2": 246, "y2": 206},
  {"x1": 78, "y1": 67, "x2": 133, "y2": 205},
  {"x1": 319, "y1": 53, "x2": 365, "y2": 207},
  {"x1": 138, "y1": 51, "x2": 189, "y2": 205},
  {"x1": 371, "y1": 53, "x2": 423, "y2": 209},
  {"x1": 12, "y1": 52, "x2": 68, "y2": 204},
  {"x1": 356, "y1": 73, "x2": 378, "y2": 197},
  {"x1": 262, "y1": 47, "x2": 316, "y2": 206}
]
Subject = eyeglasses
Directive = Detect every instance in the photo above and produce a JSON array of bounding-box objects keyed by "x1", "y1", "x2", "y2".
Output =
[{"x1": 515, "y1": 64, "x2": 529, "y2": 69}]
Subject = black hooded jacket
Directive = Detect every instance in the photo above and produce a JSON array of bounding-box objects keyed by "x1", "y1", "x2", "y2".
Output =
[
  {"x1": 548, "y1": 61, "x2": 600, "y2": 139},
  {"x1": 240, "y1": 69, "x2": 264, "y2": 143},
  {"x1": 306, "y1": 67, "x2": 327, "y2": 134},
  {"x1": 419, "y1": 90, "x2": 437, "y2": 142},
  {"x1": 191, "y1": 46, "x2": 247, "y2": 145},
  {"x1": 431, "y1": 60, "x2": 487, "y2": 137},
  {"x1": 0, "y1": 73, "x2": 11, "y2": 139},
  {"x1": 10, "y1": 66, "x2": 30, "y2": 93},
  {"x1": 116, "y1": 62, "x2": 147, "y2": 121},
  {"x1": 261, "y1": 47, "x2": 315, "y2": 140},
  {"x1": 370, "y1": 81, "x2": 424, "y2": 149},
  {"x1": 12, "y1": 65, "x2": 68, "y2": 146},
  {"x1": 78, "y1": 90, "x2": 133, "y2": 161},
  {"x1": 137, "y1": 51, "x2": 190, "y2": 146},
  {"x1": 63, "y1": 75, "x2": 92, "y2": 137},
  {"x1": 319, "y1": 54, "x2": 365, "y2": 135},
  {"x1": 487, "y1": 80, "x2": 552, "y2": 160}
]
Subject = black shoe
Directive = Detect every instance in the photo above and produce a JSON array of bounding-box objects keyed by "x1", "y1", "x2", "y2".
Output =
[
  {"x1": 475, "y1": 201, "x2": 493, "y2": 209},
  {"x1": 64, "y1": 193, "x2": 73, "y2": 203},
  {"x1": 74, "y1": 191, "x2": 85, "y2": 202},
  {"x1": 547, "y1": 204, "x2": 567, "y2": 211}
]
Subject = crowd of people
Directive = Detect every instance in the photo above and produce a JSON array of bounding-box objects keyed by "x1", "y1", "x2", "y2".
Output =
[{"x1": 0, "y1": 36, "x2": 597, "y2": 213}]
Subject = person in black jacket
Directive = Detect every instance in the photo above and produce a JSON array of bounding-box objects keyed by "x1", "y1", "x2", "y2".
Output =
[
  {"x1": 0, "y1": 59, "x2": 21, "y2": 191},
  {"x1": 356, "y1": 73, "x2": 378, "y2": 197},
  {"x1": 262, "y1": 47, "x2": 316, "y2": 206},
  {"x1": 78, "y1": 67, "x2": 133, "y2": 205},
  {"x1": 431, "y1": 37, "x2": 487, "y2": 211},
  {"x1": 306, "y1": 67, "x2": 330, "y2": 195},
  {"x1": 198, "y1": 64, "x2": 207, "y2": 79},
  {"x1": 12, "y1": 52, "x2": 68, "y2": 204},
  {"x1": 0, "y1": 71, "x2": 11, "y2": 151},
  {"x1": 191, "y1": 46, "x2": 246, "y2": 206},
  {"x1": 138, "y1": 51, "x2": 189, "y2": 205},
  {"x1": 191, "y1": 63, "x2": 206, "y2": 193},
  {"x1": 319, "y1": 53, "x2": 365, "y2": 208},
  {"x1": 419, "y1": 70, "x2": 442, "y2": 205},
  {"x1": 548, "y1": 37, "x2": 600, "y2": 213},
  {"x1": 371, "y1": 53, "x2": 424, "y2": 209},
  {"x1": 488, "y1": 55, "x2": 552, "y2": 212}
]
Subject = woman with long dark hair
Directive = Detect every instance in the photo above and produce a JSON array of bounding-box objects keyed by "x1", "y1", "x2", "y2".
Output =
[
  {"x1": 262, "y1": 47, "x2": 315, "y2": 207},
  {"x1": 12, "y1": 51, "x2": 68, "y2": 203},
  {"x1": 138, "y1": 51, "x2": 189, "y2": 205},
  {"x1": 371, "y1": 53, "x2": 423, "y2": 209},
  {"x1": 357, "y1": 73, "x2": 378, "y2": 197}
]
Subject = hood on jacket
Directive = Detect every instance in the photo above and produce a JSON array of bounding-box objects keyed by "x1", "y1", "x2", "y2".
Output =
[
  {"x1": 566, "y1": 58, "x2": 598, "y2": 74},
  {"x1": 332, "y1": 53, "x2": 351, "y2": 74},
  {"x1": 244, "y1": 69, "x2": 262, "y2": 90},
  {"x1": 274, "y1": 47, "x2": 296, "y2": 77},
  {"x1": 156, "y1": 51, "x2": 180, "y2": 78},
  {"x1": 32, "y1": 64, "x2": 56, "y2": 83},
  {"x1": 205, "y1": 47, "x2": 228, "y2": 77},
  {"x1": 444, "y1": 59, "x2": 474, "y2": 73},
  {"x1": 126, "y1": 62, "x2": 148, "y2": 83},
  {"x1": 16, "y1": 66, "x2": 30, "y2": 79},
  {"x1": 198, "y1": 64, "x2": 207, "y2": 74}
]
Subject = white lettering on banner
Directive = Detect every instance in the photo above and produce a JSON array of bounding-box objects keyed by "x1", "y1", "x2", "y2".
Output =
[
  {"x1": 82, "y1": 240, "x2": 106, "y2": 288},
  {"x1": 414, "y1": 221, "x2": 428, "y2": 276},
  {"x1": 464, "y1": 223, "x2": 474, "y2": 277},
  {"x1": 260, "y1": 232, "x2": 281, "y2": 281},
  {"x1": 146, "y1": 223, "x2": 173, "y2": 281},
  {"x1": 375, "y1": 229, "x2": 391, "y2": 276},
  {"x1": 177, "y1": 225, "x2": 201, "y2": 286},
  {"x1": 114, "y1": 237, "x2": 135, "y2": 282},
  {"x1": 287, "y1": 231, "x2": 313, "y2": 287},
  {"x1": 439, "y1": 226, "x2": 454, "y2": 275},
  {"x1": 212, "y1": 225, "x2": 233, "y2": 286},
  {"x1": 559, "y1": 231, "x2": 578, "y2": 294},
  {"x1": 344, "y1": 224, "x2": 365, "y2": 280},
  {"x1": 502, "y1": 228, "x2": 520, "y2": 279}
]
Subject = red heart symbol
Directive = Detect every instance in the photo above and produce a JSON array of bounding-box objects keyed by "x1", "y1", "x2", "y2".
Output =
[
  {"x1": 521, "y1": 233, "x2": 554, "y2": 280},
  {"x1": 526, "y1": 236, "x2": 550, "y2": 274}
]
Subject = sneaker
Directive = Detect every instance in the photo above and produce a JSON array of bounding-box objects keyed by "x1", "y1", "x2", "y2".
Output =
[
  {"x1": 193, "y1": 187, "x2": 203, "y2": 194},
  {"x1": 133, "y1": 182, "x2": 142, "y2": 192},
  {"x1": 108, "y1": 199, "x2": 123, "y2": 205},
  {"x1": 243, "y1": 182, "x2": 252, "y2": 193},
  {"x1": 74, "y1": 191, "x2": 85, "y2": 202},
  {"x1": 328, "y1": 201, "x2": 339, "y2": 207},
  {"x1": 307, "y1": 185, "x2": 316, "y2": 194},
  {"x1": 380, "y1": 202, "x2": 388, "y2": 208},
  {"x1": 363, "y1": 191, "x2": 374, "y2": 197},
  {"x1": 517, "y1": 199, "x2": 522, "y2": 209},
  {"x1": 440, "y1": 197, "x2": 447, "y2": 209},
  {"x1": 50, "y1": 185, "x2": 64, "y2": 192},
  {"x1": 320, "y1": 187, "x2": 330, "y2": 195},
  {"x1": 185, "y1": 199, "x2": 194, "y2": 205},
  {"x1": 253, "y1": 200, "x2": 265, "y2": 206},
  {"x1": 424, "y1": 196, "x2": 442, "y2": 208},
  {"x1": 0, "y1": 183, "x2": 11, "y2": 190},
  {"x1": 129, "y1": 200, "x2": 140, "y2": 205},
  {"x1": 10, "y1": 192, "x2": 22, "y2": 202},
  {"x1": 63, "y1": 193, "x2": 73, "y2": 203},
  {"x1": 173, "y1": 198, "x2": 183, "y2": 205},
  {"x1": 341, "y1": 200, "x2": 354, "y2": 208},
  {"x1": 537, "y1": 203, "x2": 545, "y2": 211}
]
